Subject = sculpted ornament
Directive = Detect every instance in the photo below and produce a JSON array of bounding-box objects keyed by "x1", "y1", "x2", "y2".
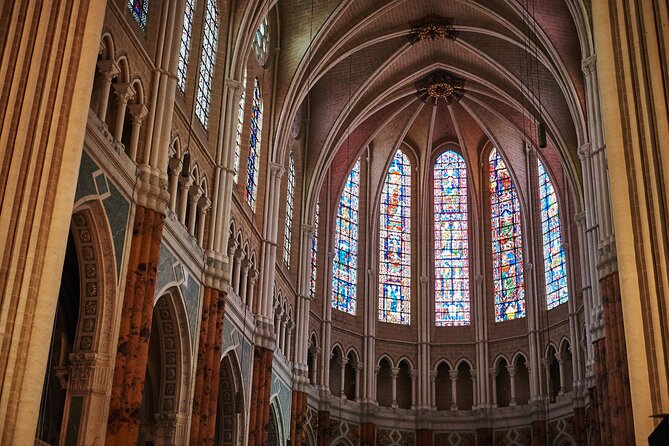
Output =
[
  {"x1": 415, "y1": 70, "x2": 466, "y2": 105},
  {"x1": 408, "y1": 15, "x2": 458, "y2": 44}
]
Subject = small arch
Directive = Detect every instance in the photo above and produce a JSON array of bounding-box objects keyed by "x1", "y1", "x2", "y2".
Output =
[
  {"x1": 329, "y1": 345, "x2": 344, "y2": 397},
  {"x1": 344, "y1": 349, "x2": 358, "y2": 401},
  {"x1": 514, "y1": 354, "x2": 531, "y2": 405},
  {"x1": 376, "y1": 357, "x2": 393, "y2": 407},
  {"x1": 456, "y1": 360, "x2": 474, "y2": 410},
  {"x1": 435, "y1": 361, "x2": 452, "y2": 411},
  {"x1": 396, "y1": 359, "x2": 413, "y2": 409},
  {"x1": 307, "y1": 332, "x2": 319, "y2": 385},
  {"x1": 377, "y1": 354, "x2": 394, "y2": 369},
  {"x1": 495, "y1": 357, "x2": 511, "y2": 408},
  {"x1": 559, "y1": 339, "x2": 574, "y2": 393},
  {"x1": 546, "y1": 345, "x2": 560, "y2": 401},
  {"x1": 100, "y1": 32, "x2": 116, "y2": 60}
]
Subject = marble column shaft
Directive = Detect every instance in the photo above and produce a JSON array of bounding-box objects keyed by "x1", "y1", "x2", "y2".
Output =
[{"x1": 105, "y1": 205, "x2": 164, "y2": 445}]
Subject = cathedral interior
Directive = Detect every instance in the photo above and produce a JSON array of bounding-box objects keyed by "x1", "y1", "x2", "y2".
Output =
[{"x1": 0, "y1": 0, "x2": 667, "y2": 445}]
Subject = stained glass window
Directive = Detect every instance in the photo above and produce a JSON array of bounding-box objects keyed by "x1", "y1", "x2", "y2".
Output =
[
  {"x1": 246, "y1": 78, "x2": 263, "y2": 210},
  {"x1": 434, "y1": 151, "x2": 469, "y2": 326},
  {"x1": 332, "y1": 160, "x2": 360, "y2": 315},
  {"x1": 538, "y1": 160, "x2": 569, "y2": 309},
  {"x1": 310, "y1": 202, "x2": 320, "y2": 299},
  {"x1": 194, "y1": 0, "x2": 219, "y2": 128},
  {"x1": 283, "y1": 154, "x2": 296, "y2": 266},
  {"x1": 176, "y1": 0, "x2": 195, "y2": 92},
  {"x1": 376, "y1": 150, "x2": 411, "y2": 324},
  {"x1": 490, "y1": 148, "x2": 525, "y2": 322},
  {"x1": 233, "y1": 71, "x2": 247, "y2": 183},
  {"x1": 253, "y1": 17, "x2": 270, "y2": 64},
  {"x1": 128, "y1": 0, "x2": 148, "y2": 29}
]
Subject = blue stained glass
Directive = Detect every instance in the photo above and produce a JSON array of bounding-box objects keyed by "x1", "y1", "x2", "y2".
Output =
[
  {"x1": 538, "y1": 160, "x2": 569, "y2": 309},
  {"x1": 378, "y1": 150, "x2": 412, "y2": 325},
  {"x1": 283, "y1": 154, "x2": 296, "y2": 266},
  {"x1": 194, "y1": 0, "x2": 219, "y2": 128},
  {"x1": 490, "y1": 148, "x2": 525, "y2": 322},
  {"x1": 332, "y1": 160, "x2": 360, "y2": 315},
  {"x1": 128, "y1": 0, "x2": 148, "y2": 29},
  {"x1": 176, "y1": 0, "x2": 195, "y2": 92},
  {"x1": 434, "y1": 151, "x2": 470, "y2": 326},
  {"x1": 310, "y1": 202, "x2": 319, "y2": 299},
  {"x1": 233, "y1": 71, "x2": 247, "y2": 183},
  {"x1": 246, "y1": 78, "x2": 263, "y2": 210}
]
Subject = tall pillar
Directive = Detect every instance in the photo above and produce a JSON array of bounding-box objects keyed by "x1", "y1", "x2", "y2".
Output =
[
  {"x1": 354, "y1": 362, "x2": 363, "y2": 401},
  {"x1": 449, "y1": 369, "x2": 458, "y2": 410},
  {"x1": 555, "y1": 352, "x2": 565, "y2": 395},
  {"x1": 391, "y1": 367, "x2": 399, "y2": 408},
  {"x1": 96, "y1": 60, "x2": 120, "y2": 122},
  {"x1": 0, "y1": 0, "x2": 106, "y2": 442},
  {"x1": 339, "y1": 357, "x2": 348, "y2": 397},
  {"x1": 507, "y1": 365, "x2": 517, "y2": 406},
  {"x1": 126, "y1": 103, "x2": 148, "y2": 161},
  {"x1": 105, "y1": 205, "x2": 164, "y2": 445},
  {"x1": 111, "y1": 83, "x2": 135, "y2": 141},
  {"x1": 177, "y1": 176, "x2": 193, "y2": 224},
  {"x1": 189, "y1": 285, "x2": 227, "y2": 445},
  {"x1": 489, "y1": 368, "x2": 498, "y2": 407},
  {"x1": 167, "y1": 157, "x2": 182, "y2": 212}
]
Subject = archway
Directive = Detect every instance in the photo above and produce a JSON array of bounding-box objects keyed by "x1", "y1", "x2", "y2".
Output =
[
  {"x1": 267, "y1": 401, "x2": 284, "y2": 446},
  {"x1": 215, "y1": 352, "x2": 243, "y2": 446}
]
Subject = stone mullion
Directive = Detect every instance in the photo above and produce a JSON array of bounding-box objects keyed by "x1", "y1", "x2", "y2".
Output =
[
  {"x1": 106, "y1": 206, "x2": 164, "y2": 445},
  {"x1": 189, "y1": 286, "x2": 212, "y2": 444}
]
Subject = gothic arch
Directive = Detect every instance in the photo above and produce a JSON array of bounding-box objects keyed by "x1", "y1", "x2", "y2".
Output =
[
  {"x1": 267, "y1": 397, "x2": 285, "y2": 446},
  {"x1": 216, "y1": 350, "x2": 244, "y2": 446}
]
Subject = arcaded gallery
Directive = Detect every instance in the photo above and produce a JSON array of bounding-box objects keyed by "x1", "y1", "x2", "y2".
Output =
[{"x1": 0, "y1": 0, "x2": 667, "y2": 445}]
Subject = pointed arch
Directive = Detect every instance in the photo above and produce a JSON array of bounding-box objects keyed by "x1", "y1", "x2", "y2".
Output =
[
  {"x1": 378, "y1": 149, "x2": 411, "y2": 325},
  {"x1": 433, "y1": 149, "x2": 470, "y2": 326},
  {"x1": 489, "y1": 147, "x2": 525, "y2": 322},
  {"x1": 537, "y1": 158, "x2": 569, "y2": 309},
  {"x1": 332, "y1": 159, "x2": 360, "y2": 315}
]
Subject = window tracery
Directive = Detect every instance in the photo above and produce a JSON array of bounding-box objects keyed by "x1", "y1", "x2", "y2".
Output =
[
  {"x1": 245, "y1": 78, "x2": 263, "y2": 210},
  {"x1": 538, "y1": 160, "x2": 569, "y2": 309},
  {"x1": 233, "y1": 70, "x2": 247, "y2": 183},
  {"x1": 378, "y1": 150, "x2": 412, "y2": 325},
  {"x1": 128, "y1": 0, "x2": 148, "y2": 29},
  {"x1": 489, "y1": 148, "x2": 525, "y2": 322},
  {"x1": 194, "y1": 0, "x2": 218, "y2": 128},
  {"x1": 253, "y1": 16, "x2": 270, "y2": 65},
  {"x1": 433, "y1": 150, "x2": 469, "y2": 326},
  {"x1": 332, "y1": 159, "x2": 360, "y2": 315},
  {"x1": 283, "y1": 153, "x2": 296, "y2": 266},
  {"x1": 176, "y1": 0, "x2": 195, "y2": 92}
]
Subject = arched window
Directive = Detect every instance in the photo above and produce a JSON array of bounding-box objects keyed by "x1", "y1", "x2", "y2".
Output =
[
  {"x1": 233, "y1": 71, "x2": 247, "y2": 183},
  {"x1": 433, "y1": 150, "x2": 469, "y2": 326},
  {"x1": 253, "y1": 16, "x2": 270, "y2": 64},
  {"x1": 310, "y1": 202, "x2": 319, "y2": 298},
  {"x1": 128, "y1": 0, "x2": 149, "y2": 29},
  {"x1": 283, "y1": 153, "x2": 296, "y2": 266},
  {"x1": 176, "y1": 0, "x2": 195, "y2": 92},
  {"x1": 245, "y1": 78, "x2": 263, "y2": 210},
  {"x1": 489, "y1": 148, "x2": 525, "y2": 322},
  {"x1": 378, "y1": 150, "x2": 411, "y2": 325},
  {"x1": 194, "y1": 0, "x2": 219, "y2": 128},
  {"x1": 332, "y1": 159, "x2": 360, "y2": 315},
  {"x1": 538, "y1": 160, "x2": 569, "y2": 309}
]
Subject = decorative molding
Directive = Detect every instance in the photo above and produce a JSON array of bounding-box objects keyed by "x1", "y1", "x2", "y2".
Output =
[
  {"x1": 408, "y1": 15, "x2": 457, "y2": 44},
  {"x1": 415, "y1": 70, "x2": 465, "y2": 105}
]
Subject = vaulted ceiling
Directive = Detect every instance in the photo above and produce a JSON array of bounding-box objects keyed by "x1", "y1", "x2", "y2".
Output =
[{"x1": 270, "y1": 0, "x2": 589, "y2": 213}]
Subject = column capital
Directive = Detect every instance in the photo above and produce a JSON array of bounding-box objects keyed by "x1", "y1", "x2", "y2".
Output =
[
  {"x1": 97, "y1": 59, "x2": 120, "y2": 79},
  {"x1": 269, "y1": 161, "x2": 285, "y2": 179},
  {"x1": 506, "y1": 365, "x2": 517, "y2": 377},
  {"x1": 469, "y1": 369, "x2": 477, "y2": 380},
  {"x1": 198, "y1": 195, "x2": 211, "y2": 212},
  {"x1": 168, "y1": 156, "x2": 183, "y2": 172},
  {"x1": 112, "y1": 82, "x2": 136, "y2": 103},
  {"x1": 449, "y1": 369, "x2": 459, "y2": 380},
  {"x1": 578, "y1": 142, "x2": 592, "y2": 160},
  {"x1": 430, "y1": 370, "x2": 438, "y2": 382},
  {"x1": 581, "y1": 54, "x2": 596, "y2": 75},
  {"x1": 128, "y1": 103, "x2": 148, "y2": 124},
  {"x1": 390, "y1": 367, "x2": 400, "y2": 378},
  {"x1": 489, "y1": 367, "x2": 498, "y2": 378},
  {"x1": 178, "y1": 174, "x2": 193, "y2": 188}
]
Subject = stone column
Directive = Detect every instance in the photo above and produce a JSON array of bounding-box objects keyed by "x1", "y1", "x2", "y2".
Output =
[
  {"x1": 430, "y1": 371, "x2": 437, "y2": 409},
  {"x1": 247, "y1": 269, "x2": 259, "y2": 311},
  {"x1": 355, "y1": 362, "x2": 363, "y2": 401},
  {"x1": 391, "y1": 367, "x2": 399, "y2": 408},
  {"x1": 555, "y1": 352, "x2": 566, "y2": 395},
  {"x1": 449, "y1": 369, "x2": 458, "y2": 410},
  {"x1": 105, "y1": 205, "x2": 165, "y2": 445},
  {"x1": 126, "y1": 103, "x2": 148, "y2": 161},
  {"x1": 231, "y1": 249, "x2": 243, "y2": 295},
  {"x1": 470, "y1": 369, "x2": 478, "y2": 408},
  {"x1": 285, "y1": 321, "x2": 294, "y2": 361},
  {"x1": 189, "y1": 285, "x2": 227, "y2": 445},
  {"x1": 239, "y1": 259, "x2": 251, "y2": 305},
  {"x1": 111, "y1": 82, "x2": 135, "y2": 141},
  {"x1": 196, "y1": 196, "x2": 211, "y2": 246},
  {"x1": 187, "y1": 187, "x2": 202, "y2": 237},
  {"x1": 177, "y1": 175, "x2": 193, "y2": 224},
  {"x1": 167, "y1": 157, "x2": 182, "y2": 212},
  {"x1": 339, "y1": 357, "x2": 349, "y2": 397},
  {"x1": 410, "y1": 370, "x2": 418, "y2": 409},
  {"x1": 507, "y1": 365, "x2": 517, "y2": 406},
  {"x1": 311, "y1": 349, "x2": 321, "y2": 384},
  {"x1": 489, "y1": 368, "x2": 498, "y2": 407},
  {"x1": 96, "y1": 59, "x2": 120, "y2": 122}
]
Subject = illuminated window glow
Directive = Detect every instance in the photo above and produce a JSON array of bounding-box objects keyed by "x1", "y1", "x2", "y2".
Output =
[
  {"x1": 310, "y1": 202, "x2": 319, "y2": 299},
  {"x1": 378, "y1": 150, "x2": 412, "y2": 325},
  {"x1": 283, "y1": 154, "x2": 296, "y2": 266},
  {"x1": 538, "y1": 160, "x2": 569, "y2": 309},
  {"x1": 233, "y1": 71, "x2": 247, "y2": 183},
  {"x1": 177, "y1": 0, "x2": 195, "y2": 91},
  {"x1": 434, "y1": 150, "x2": 470, "y2": 326},
  {"x1": 128, "y1": 0, "x2": 148, "y2": 29},
  {"x1": 332, "y1": 160, "x2": 360, "y2": 315},
  {"x1": 489, "y1": 148, "x2": 525, "y2": 322},
  {"x1": 194, "y1": 0, "x2": 218, "y2": 128},
  {"x1": 245, "y1": 78, "x2": 263, "y2": 210}
]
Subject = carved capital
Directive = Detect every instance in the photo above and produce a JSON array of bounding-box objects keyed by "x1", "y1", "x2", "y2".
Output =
[
  {"x1": 97, "y1": 59, "x2": 120, "y2": 81},
  {"x1": 128, "y1": 103, "x2": 149, "y2": 124},
  {"x1": 112, "y1": 82, "x2": 136, "y2": 103},
  {"x1": 581, "y1": 55, "x2": 597, "y2": 75}
]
